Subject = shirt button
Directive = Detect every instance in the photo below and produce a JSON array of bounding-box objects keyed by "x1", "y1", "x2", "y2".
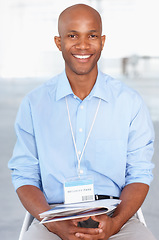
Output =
[
  {"x1": 78, "y1": 169, "x2": 84, "y2": 175},
  {"x1": 80, "y1": 105, "x2": 84, "y2": 110},
  {"x1": 79, "y1": 169, "x2": 84, "y2": 174},
  {"x1": 79, "y1": 128, "x2": 83, "y2": 132},
  {"x1": 73, "y1": 95, "x2": 77, "y2": 99}
]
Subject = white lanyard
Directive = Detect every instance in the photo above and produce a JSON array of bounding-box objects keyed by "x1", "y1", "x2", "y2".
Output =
[{"x1": 65, "y1": 96, "x2": 101, "y2": 177}]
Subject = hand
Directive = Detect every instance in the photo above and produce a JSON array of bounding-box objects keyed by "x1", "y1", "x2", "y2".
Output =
[
  {"x1": 45, "y1": 219, "x2": 77, "y2": 240},
  {"x1": 44, "y1": 217, "x2": 102, "y2": 240},
  {"x1": 75, "y1": 214, "x2": 118, "y2": 240}
]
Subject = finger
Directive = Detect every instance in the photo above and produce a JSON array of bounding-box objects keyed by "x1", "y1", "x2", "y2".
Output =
[
  {"x1": 75, "y1": 233, "x2": 88, "y2": 239},
  {"x1": 75, "y1": 226, "x2": 103, "y2": 235},
  {"x1": 75, "y1": 231, "x2": 104, "y2": 240},
  {"x1": 91, "y1": 215, "x2": 108, "y2": 228},
  {"x1": 72, "y1": 216, "x2": 90, "y2": 225},
  {"x1": 91, "y1": 215, "x2": 102, "y2": 226},
  {"x1": 73, "y1": 216, "x2": 90, "y2": 222},
  {"x1": 92, "y1": 213, "x2": 109, "y2": 222},
  {"x1": 91, "y1": 215, "x2": 98, "y2": 222}
]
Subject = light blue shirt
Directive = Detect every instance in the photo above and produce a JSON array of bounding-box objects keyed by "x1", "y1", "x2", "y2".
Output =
[{"x1": 8, "y1": 70, "x2": 154, "y2": 204}]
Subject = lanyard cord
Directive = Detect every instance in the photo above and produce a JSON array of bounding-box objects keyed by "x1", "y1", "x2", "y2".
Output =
[{"x1": 65, "y1": 96, "x2": 101, "y2": 176}]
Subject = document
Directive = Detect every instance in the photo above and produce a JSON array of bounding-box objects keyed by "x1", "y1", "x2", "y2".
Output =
[{"x1": 39, "y1": 199, "x2": 121, "y2": 224}]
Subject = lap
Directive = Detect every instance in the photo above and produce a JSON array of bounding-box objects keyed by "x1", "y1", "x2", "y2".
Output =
[
  {"x1": 23, "y1": 216, "x2": 156, "y2": 240},
  {"x1": 23, "y1": 218, "x2": 61, "y2": 240},
  {"x1": 110, "y1": 216, "x2": 156, "y2": 240}
]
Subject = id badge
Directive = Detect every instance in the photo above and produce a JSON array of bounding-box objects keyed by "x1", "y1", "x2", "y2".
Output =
[{"x1": 64, "y1": 176, "x2": 95, "y2": 204}]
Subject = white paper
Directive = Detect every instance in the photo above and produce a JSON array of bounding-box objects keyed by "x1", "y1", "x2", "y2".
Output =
[{"x1": 39, "y1": 199, "x2": 121, "y2": 224}]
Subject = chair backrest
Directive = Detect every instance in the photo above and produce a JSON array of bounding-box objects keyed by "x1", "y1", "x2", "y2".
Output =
[
  {"x1": 19, "y1": 211, "x2": 34, "y2": 240},
  {"x1": 136, "y1": 208, "x2": 147, "y2": 227}
]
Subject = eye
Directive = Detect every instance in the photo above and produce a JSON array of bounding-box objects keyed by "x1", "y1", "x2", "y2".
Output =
[
  {"x1": 68, "y1": 34, "x2": 77, "y2": 39},
  {"x1": 89, "y1": 34, "x2": 98, "y2": 39}
]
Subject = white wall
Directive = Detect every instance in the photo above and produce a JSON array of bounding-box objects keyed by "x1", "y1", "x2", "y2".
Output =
[{"x1": 0, "y1": 0, "x2": 159, "y2": 78}]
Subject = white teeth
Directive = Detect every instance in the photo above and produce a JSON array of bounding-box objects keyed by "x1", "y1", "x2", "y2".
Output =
[{"x1": 74, "y1": 55, "x2": 91, "y2": 59}]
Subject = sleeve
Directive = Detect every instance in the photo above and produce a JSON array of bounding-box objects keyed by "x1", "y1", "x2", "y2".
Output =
[
  {"x1": 125, "y1": 94, "x2": 155, "y2": 186},
  {"x1": 8, "y1": 96, "x2": 41, "y2": 191}
]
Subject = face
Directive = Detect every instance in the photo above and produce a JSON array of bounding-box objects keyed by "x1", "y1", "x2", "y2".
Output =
[{"x1": 55, "y1": 10, "x2": 105, "y2": 76}]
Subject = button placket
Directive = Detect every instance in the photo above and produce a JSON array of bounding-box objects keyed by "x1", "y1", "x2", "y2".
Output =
[
  {"x1": 66, "y1": 96, "x2": 101, "y2": 176},
  {"x1": 76, "y1": 102, "x2": 86, "y2": 170}
]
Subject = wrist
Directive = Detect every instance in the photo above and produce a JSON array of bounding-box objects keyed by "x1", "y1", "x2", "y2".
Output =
[
  {"x1": 110, "y1": 216, "x2": 123, "y2": 235},
  {"x1": 44, "y1": 222, "x2": 56, "y2": 233}
]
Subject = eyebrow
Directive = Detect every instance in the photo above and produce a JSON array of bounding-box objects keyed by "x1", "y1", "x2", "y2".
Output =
[{"x1": 68, "y1": 30, "x2": 99, "y2": 33}]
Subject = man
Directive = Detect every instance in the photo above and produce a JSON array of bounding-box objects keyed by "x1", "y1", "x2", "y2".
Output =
[{"x1": 8, "y1": 4, "x2": 156, "y2": 240}]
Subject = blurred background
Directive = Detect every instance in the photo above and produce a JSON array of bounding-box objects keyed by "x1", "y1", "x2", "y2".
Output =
[{"x1": 0, "y1": 0, "x2": 159, "y2": 239}]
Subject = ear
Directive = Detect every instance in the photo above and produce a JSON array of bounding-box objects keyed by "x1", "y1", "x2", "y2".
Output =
[
  {"x1": 54, "y1": 36, "x2": 62, "y2": 51},
  {"x1": 101, "y1": 35, "x2": 106, "y2": 50}
]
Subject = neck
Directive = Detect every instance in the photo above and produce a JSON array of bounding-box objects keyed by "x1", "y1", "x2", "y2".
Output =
[{"x1": 65, "y1": 67, "x2": 98, "y2": 100}]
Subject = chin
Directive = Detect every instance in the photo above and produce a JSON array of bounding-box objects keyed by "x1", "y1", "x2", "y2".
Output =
[
  {"x1": 75, "y1": 71, "x2": 89, "y2": 75},
  {"x1": 72, "y1": 66, "x2": 96, "y2": 76}
]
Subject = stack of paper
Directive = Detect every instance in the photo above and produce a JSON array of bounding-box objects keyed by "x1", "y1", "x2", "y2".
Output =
[{"x1": 39, "y1": 199, "x2": 121, "y2": 224}]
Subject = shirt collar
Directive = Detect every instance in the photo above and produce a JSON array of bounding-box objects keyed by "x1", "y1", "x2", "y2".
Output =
[
  {"x1": 55, "y1": 70, "x2": 111, "y2": 102},
  {"x1": 56, "y1": 71, "x2": 73, "y2": 101},
  {"x1": 89, "y1": 70, "x2": 110, "y2": 102}
]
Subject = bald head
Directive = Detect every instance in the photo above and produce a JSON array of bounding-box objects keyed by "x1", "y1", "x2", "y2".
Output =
[
  {"x1": 54, "y1": 3, "x2": 105, "y2": 82},
  {"x1": 58, "y1": 4, "x2": 102, "y2": 36}
]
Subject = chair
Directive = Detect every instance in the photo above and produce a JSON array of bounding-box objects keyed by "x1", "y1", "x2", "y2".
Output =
[
  {"x1": 19, "y1": 211, "x2": 34, "y2": 240},
  {"x1": 18, "y1": 207, "x2": 146, "y2": 240},
  {"x1": 136, "y1": 207, "x2": 147, "y2": 227}
]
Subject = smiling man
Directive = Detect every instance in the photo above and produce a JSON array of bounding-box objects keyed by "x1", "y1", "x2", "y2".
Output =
[
  {"x1": 54, "y1": 4, "x2": 105, "y2": 100},
  {"x1": 8, "y1": 4, "x2": 156, "y2": 240}
]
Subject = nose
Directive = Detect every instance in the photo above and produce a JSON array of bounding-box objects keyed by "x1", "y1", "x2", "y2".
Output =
[{"x1": 75, "y1": 37, "x2": 90, "y2": 50}]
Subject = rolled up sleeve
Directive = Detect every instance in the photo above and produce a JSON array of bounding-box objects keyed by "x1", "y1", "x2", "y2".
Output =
[
  {"x1": 8, "y1": 97, "x2": 41, "y2": 191},
  {"x1": 126, "y1": 95, "x2": 155, "y2": 186}
]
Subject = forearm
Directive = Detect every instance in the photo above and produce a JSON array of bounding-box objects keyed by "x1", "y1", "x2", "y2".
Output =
[
  {"x1": 111, "y1": 182, "x2": 149, "y2": 233},
  {"x1": 16, "y1": 186, "x2": 104, "y2": 239},
  {"x1": 17, "y1": 185, "x2": 51, "y2": 221}
]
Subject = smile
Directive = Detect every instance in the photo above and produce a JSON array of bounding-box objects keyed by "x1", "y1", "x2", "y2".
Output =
[{"x1": 73, "y1": 55, "x2": 91, "y2": 59}]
